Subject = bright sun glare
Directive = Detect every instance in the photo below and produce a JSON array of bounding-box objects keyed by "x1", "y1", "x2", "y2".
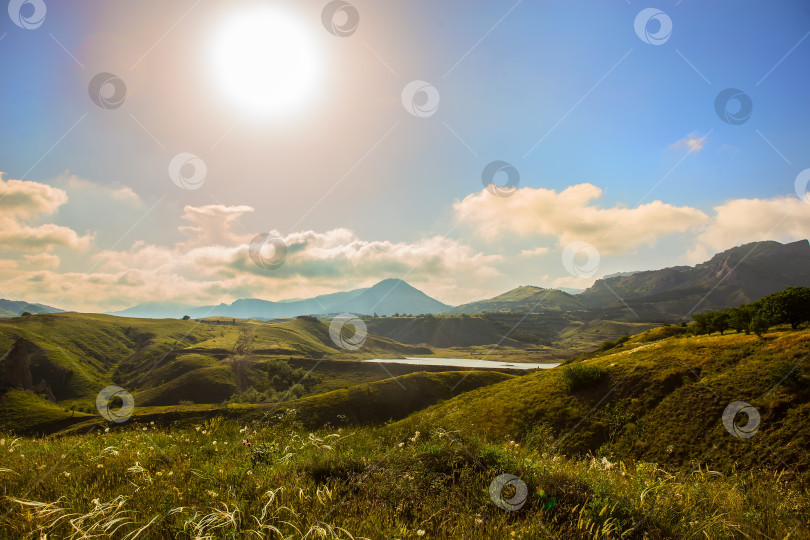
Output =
[{"x1": 211, "y1": 6, "x2": 321, "y2": 116}]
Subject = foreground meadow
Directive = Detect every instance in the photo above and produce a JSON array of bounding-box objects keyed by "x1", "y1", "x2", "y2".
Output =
[{"x1": 1, "y1": 410, "x2": 808, "y2": 539}]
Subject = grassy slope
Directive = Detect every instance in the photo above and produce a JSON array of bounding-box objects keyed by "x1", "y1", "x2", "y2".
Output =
[
  {"x1": 28, "y1": 370, "x2": 512, "y2": 437},
  {"x1": 0, "y1": 313, "x2": 433, "y2": 410},
  {"x1": 0, "y1": 389, "x2": 92, "y2": 431},
  {"x1": 407, "y1": 327, "x2": 810, "y2": 479},
  {"x1": 1, "y1": 385, "x2": 806, "y2": 539},
  {"x1": 447, "y1": 286, "x2": 585, "y2": 314}
]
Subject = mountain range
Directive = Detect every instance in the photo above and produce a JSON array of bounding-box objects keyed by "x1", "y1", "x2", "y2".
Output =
[
  {"x1": 6, "y1": 240, "x2": 809, "y2": 321},
  {"x1": 0, "y1": 300, "x2": 64, "y2": 318},
  {"x1": 578, "y1": 239, "x2": 810, "y2": 318},
  {"x1": 110, "y1": 278, "x2": 450, "y2": 319}
]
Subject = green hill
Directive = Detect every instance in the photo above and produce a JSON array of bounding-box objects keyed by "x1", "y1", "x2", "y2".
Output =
[
  {"x1": 0, "y1": 313, "x2": 431, "y2": 410},
  {"x1": 404, "y1": 326, "x2": 810, "y2": 479},
  {"x1": 446, "y1": 286, "x2": 585, "y2": 314}
]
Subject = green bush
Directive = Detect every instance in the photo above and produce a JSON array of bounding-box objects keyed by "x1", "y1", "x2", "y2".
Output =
[{"x1": 562, "y1": 364, "x2": 608, "y2": 393}]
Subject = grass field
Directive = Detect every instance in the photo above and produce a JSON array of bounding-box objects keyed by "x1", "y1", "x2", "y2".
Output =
[{"x1": 1, "y1": 321, "x2": 809, "y2": 538}]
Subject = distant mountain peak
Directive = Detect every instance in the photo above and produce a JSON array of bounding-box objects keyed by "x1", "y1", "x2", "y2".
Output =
[{"x1": 110, "y1": 279, "x2": 449, "y2": 319}]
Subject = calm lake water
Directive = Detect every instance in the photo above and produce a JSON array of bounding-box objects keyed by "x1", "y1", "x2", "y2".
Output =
[{"x1": 362, "y1": 357, "x2": 559, "y2": 370}]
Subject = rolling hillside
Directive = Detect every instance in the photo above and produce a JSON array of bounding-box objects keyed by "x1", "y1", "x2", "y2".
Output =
[
  {"x1": 366, "y1": 312, "x2": 657, "y2": 350},
  {"x1": 446, "y1": 286, "x2": 584, "y2": 314},
  {"x1": 0, "y1": 312, "x2": 431, "y2": 408},
  {"x1": 404, "y1": 325, "x2": 810, "y2": 478},
  {"x1": 0, "y1": 299, "x2": 63, "y2": 318}
]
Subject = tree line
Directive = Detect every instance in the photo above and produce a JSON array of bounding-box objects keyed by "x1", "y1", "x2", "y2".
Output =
[{"x1": 690, "y1": 286, "x2": 810, "y2": 337}]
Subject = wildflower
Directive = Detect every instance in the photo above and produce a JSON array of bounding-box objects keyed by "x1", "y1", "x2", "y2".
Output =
[
  {"x1": 475, "y1": 517, "x2": 483, "y2": 525},
  {"x1": 97, "y1": 464, "x2": 103, "y2": 469},
  {"x1": 398, "y1": 442, "x2": 405, "y2": 448},
  {"x1": 0, "y1": 439, "x2": 4, "y2": 446},
  {"x1": 417, "y1": 530, "x2": 425, "y2": 537},
  {"x1": 63, "y1": 472, "x2": 70, "y2": 477},
  {"x1": 142, "y1": 427, "x2": 147, "y2": 432},
  {"x1": 104, "y1": 427, "x2": 109, "y2": 433},
  {"x1": 168, "y1": 471, "x2": 173, "y2": 476}
]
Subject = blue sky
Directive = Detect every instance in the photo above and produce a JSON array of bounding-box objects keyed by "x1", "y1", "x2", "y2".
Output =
[{"x1": 0, "y1": 0, "x2": 809, "y2": 310}]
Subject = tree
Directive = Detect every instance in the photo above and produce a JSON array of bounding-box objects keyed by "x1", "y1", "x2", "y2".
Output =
[
  {"x1": 20, "y1": 311, "x2": 32, "y2": 317},
  {"x1": 760, "y1": 287, "x2": 810, "y2": 330},
  {"x1": 729, "y1": 305, "x2": 754, "y2": 334},
  {"x1": 182, "y1": 315, "x2": 191, "y2": 320},
  {"x1": 751, "y1": 311, "x2": 770, "y2": 337},
  {"x1": 711, "y1": 310, "x2": 731, "y2": 335},
  {"x1": 691, "y1": 313, "x2": 713, "y2": 335}
]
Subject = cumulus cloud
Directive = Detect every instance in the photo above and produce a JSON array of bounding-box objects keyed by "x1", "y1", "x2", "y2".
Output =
[
  {"x1": 688, "y1": 196, "x2": 810, "y2": 261},
  {"x1": 178, "y1": 204, "x2": 254, "y2": 249},
  {"x1": 453, "y1": 183, "x2": 709, "y2": 254},
  {"x1": 671, "y1": 132, "x2": 707, "y2": 153},
  {"x1": 58, "y1": 173, "x2": 143, "y2": 205},
  {"x1": 0, "y1": 172, "x2": 68, "y2": 219},
  {"x1": 0, "y1": 173, "x2": 93, "y2": 252},
  {"x1": 1, "y1": 203, "x2": 503, "y2": 311}
]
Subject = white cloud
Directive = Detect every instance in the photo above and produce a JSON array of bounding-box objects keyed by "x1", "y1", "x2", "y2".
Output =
[
  {"x1": 58, "y1": 173, "x2": 143, "y2": 206},
  {"x1": 453, "y1": 183, "x2": 709, "y2": 255},
  {"x1": 0, "y1": 173, "x2": 93, "y2": 252},
  {"x1": 688, "y1": 196, "x2": 810, "y2": 261},
  {"x1": 0, "y1": 203, "x2": 503, "y2": 311},
  {"x1": 0, "y1": 172, "x2": 68, "y2": 219},
  {"x1": 670, "y1": 132, "x2": 707, "y2": 153}
]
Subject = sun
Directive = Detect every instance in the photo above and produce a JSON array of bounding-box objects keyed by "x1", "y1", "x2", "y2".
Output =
[{"x1": 211, "y1": 6, "x2": 321, "y2": 116}]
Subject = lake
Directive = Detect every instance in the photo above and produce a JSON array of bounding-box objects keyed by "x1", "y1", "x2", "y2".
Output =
[{"x1": 362, "y1": 357, "x2": 559, "y2": 370}]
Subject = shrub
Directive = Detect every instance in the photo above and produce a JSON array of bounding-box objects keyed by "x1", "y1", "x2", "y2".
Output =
[{"x1": 562, "y1": 364, "x2": 608, "y2": 393}]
